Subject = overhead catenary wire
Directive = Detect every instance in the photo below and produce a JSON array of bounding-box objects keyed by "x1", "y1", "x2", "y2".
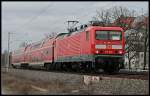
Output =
[
  {"x1": 13, "y1": 2, "x2": 53, "y2": 34},
  {"x1": 34, "y1": 2, "x2": 116, "y2": 34},
  {"x1": 77, "y1": 2, "x2": 118, "y2": 25},
  {"x1": 54, "y1": 2, "x2": 112, "y2": 27},
  {"x1": 16, "y1": 2, "x2": 97, "y2": 36},
  {"x1": 13, "y1": 2, "x2": 114, "y2": 35},
  {"x1": 11, "y1": 2, "x2": 117, "y2": 45},
  {"x1": 9, "y1": 3, "x2": 53, "y2": 45},
  {"x1": 63, "y1": 2, "x2": 115, "y2": 30}
]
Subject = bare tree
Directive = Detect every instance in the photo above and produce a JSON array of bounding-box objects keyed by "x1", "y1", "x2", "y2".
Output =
[
  {"x1": 131, "y1": 14, "x2": 149, "y2": 70},
  {"x1": 94, "y1": 6, "x2": 136, "y2": 29},
  {"x1": 94, "y1": 6, "x2": 138, "y2": 69},
  {"x1": 142, "y1": 16, "x2": 148, "y2": 70},
  {"x1": 111, "y1": 7, "x2": 136, "y2": 31},
  {"x1": 94, "y1": 9, "x2": 112, "y2": 25},
  {"x1": 125, "y1": 29, "x2": 144, "y2": 69}
]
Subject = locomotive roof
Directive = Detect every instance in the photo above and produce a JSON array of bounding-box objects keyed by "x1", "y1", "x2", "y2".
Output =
[{"x1": 85, "y1": 26, "x2": 124, "y2": 31}]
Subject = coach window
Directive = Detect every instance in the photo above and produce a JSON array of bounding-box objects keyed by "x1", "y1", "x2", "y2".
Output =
[
  {"x1": 86, "y1": 31, "x2": 89, "y2": 41},
  {"x1": 45, "y1": 49, "x2": 49, "y2": 55},
  {"x1": 46, "y1": 50, "x2": 49, "y2": 54},
  {"x1": 32, "y1": 43, "x2": 41, "y2": 49},
  {"x1": 54, "y1": 41, "x2": 56, "y2": 47}
]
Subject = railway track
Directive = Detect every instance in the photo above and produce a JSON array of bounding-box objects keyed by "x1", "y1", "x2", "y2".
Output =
[
  {"x1": 2, "y1": 67, "x2": 149, "y2": 80},
  {"x1": 1, "y1": 67, "x2": 149, "y2": 95}
]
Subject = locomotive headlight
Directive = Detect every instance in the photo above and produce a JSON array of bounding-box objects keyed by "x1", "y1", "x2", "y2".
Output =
[
  {"x1": 119, "y1": 50, "x2": 123, "y2": 54},
  {"x1": 95, "y1": 50, "x2": 99, "y2": 54},
  {"x1": 95, "y1": 44, "x2": 106, "y2": 49}
]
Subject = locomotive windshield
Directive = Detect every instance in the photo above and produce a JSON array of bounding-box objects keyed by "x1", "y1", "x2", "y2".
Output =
[{"x1": 95, "y1": 30, "x2": 122, "y2": 40}]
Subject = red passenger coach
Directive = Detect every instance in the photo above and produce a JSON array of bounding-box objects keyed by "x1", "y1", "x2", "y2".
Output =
[
  {"x1": 11, "y1": 47, "x2": 26, "y2": 67},
  {"x1": 11, "y1": 21, "x2": 125, "y2": 73},
  {"x1": 12, "y1": 38, "x2": 55, "y2": 69}
]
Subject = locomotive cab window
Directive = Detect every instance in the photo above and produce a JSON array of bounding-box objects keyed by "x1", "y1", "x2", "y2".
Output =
[
  {"x1": 95, "y1": 30, "x2": 122, "y2": 40},
  {"x1": 109, "y1": 31, "x2": 121, "y2": 40},
  {"x1": 96, "y1": 31, "x2": 108, "y2": 40}
]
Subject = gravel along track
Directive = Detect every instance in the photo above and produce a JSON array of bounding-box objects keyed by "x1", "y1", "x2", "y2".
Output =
[{"x1": 2, "y1": 69, "x2": 149, "y2": 95}]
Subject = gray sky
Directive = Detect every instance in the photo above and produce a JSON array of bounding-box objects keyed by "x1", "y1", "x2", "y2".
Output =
[{"x1": 2, "y1": 1, "x2": 148, "y2": 52}]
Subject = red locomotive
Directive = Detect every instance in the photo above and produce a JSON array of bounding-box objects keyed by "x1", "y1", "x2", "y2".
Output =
[{"x1": 11, "y1": 21, "x2": 125, "y2": 73}]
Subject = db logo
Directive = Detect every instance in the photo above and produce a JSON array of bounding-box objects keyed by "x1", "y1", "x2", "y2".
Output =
[{"x1": 107, "y1": 45, "x2": 112, "y2": 49}]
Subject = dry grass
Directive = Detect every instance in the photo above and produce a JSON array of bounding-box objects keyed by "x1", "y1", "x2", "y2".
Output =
[
  {"x1": 1, "y1": 72, "x2": 82, "y2": 95},
  {"x1": 1, "y1": 71, "x2": 148, "y2": 95}
]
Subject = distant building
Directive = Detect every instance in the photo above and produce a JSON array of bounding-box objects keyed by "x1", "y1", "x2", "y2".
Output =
[
  {"x1": 124, "y1": 51, "x2": 149, "y2": 70},
  {"x1": 124, "y1": 28, "x2": 149, "y2": 70}
]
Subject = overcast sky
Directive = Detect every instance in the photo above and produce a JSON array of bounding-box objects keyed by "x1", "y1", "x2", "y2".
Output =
[{"x1": 2, "y1": 1, "x2": 148, "y2": 52}]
